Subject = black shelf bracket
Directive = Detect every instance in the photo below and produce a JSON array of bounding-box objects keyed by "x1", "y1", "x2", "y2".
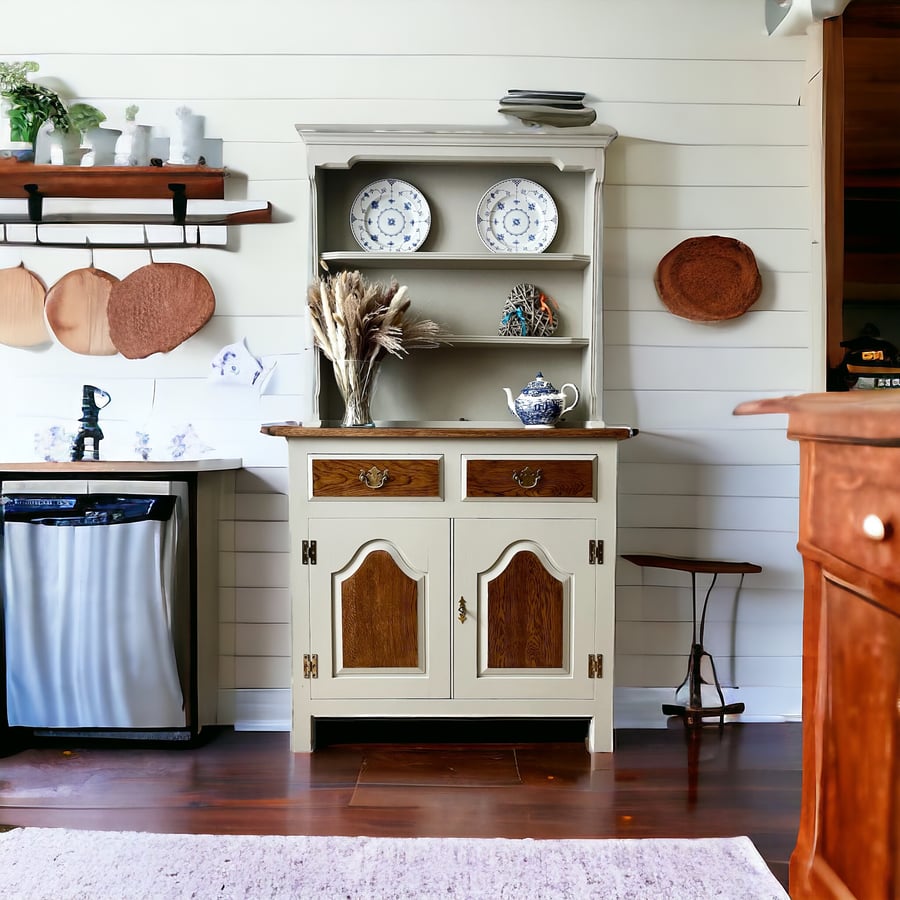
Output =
[
  {"x1": 168, "y1": 183, "x2": 187, "y2": 224},
  {"x1": 24, "y1": 183, "x2": 43, "y2": 223}
]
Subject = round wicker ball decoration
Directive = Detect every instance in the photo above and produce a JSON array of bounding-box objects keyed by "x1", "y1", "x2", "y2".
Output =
[
  {"x1": 654, "y1": 236, "x2": 762, "y2": 322},
  {"x1": 498, "y1": 283, "x2": 559, "y2": 337}
]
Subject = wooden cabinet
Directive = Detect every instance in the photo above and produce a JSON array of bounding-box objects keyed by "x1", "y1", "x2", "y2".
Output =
[
  {"x1": 735, "y1": 391, "x2": 900, "y2": 900},
  {"x1": 260, "y1": 428, "x2": 632, "y2": 753},
  {"x1": 296, "y1": 124, "x2": 617, "y2": 427}
]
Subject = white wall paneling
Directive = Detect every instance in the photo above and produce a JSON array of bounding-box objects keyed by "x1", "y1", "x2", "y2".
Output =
[{"x1": 1, "y1": 0, "x2": 816, "y2": 729}]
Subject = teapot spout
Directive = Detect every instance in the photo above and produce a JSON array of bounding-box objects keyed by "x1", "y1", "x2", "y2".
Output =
[{"x1": 502, "y1": 387, "x2": 516, "y2": 416}]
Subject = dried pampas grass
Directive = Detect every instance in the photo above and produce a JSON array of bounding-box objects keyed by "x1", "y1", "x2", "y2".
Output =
[{"x1": 307, "y1": 269, "x2": 446, "y2": 408}]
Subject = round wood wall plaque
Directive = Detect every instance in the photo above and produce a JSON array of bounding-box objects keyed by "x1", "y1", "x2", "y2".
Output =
[{"x1": 654, "y1": 236, "x2": 762, "y2": 322}]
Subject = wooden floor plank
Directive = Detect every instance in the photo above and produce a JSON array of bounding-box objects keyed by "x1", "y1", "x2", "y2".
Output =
[{"x1": 0, "y1": 723, "x2": 800, "y2": 890}]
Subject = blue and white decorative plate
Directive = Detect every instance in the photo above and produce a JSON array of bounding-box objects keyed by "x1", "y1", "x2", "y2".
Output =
[
  {"x1": 475, "y1": 178, "x2": 558, "y2": 253},
  {"x1": 349, "y1": 179, "x2": 431, "y2": 252}
]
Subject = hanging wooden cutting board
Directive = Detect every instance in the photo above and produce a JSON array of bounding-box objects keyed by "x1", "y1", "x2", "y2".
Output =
[
  {"x1": 0, "y1": 262, "x2": 50, "y2": 347},
  {"x1": 106, "y1": 262, "x2": 216, "y2": 359},
  {"x1": 45, "y1": 267, "x2": 119, "y2": 356}
]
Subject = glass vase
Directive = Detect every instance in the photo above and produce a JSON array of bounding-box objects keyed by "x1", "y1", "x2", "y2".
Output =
[{"x1": 333, "y1": 358, "x2": 381, "y2": 427}]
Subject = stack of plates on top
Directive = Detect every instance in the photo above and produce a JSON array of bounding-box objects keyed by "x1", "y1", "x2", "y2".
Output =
[{"x1": 498, "y1": 90, "x2": 596, "y2": 127}]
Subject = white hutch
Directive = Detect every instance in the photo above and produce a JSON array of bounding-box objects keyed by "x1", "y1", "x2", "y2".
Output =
[{"x1": 263, "y1": 125, "x2": 634, "y2": 753}]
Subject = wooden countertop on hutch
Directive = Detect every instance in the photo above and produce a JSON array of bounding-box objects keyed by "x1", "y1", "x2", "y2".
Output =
[{"x1": 260, "y1": 425, "x2": 637, "y2": 440}]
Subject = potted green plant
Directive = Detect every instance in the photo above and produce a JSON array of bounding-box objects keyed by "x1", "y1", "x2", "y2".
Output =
[
  {"x1": 0, "y1": 60, "x2": 72, "y2": 158},
  {"x1": 68, "y1": 101, "x2": 119, "y2": 166},
  {"x1": 67, "y1": 101, "x2": 106, "y2": 134}
]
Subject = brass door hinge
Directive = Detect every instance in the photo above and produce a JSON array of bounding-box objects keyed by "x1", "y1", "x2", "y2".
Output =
[
  {"x1": 303, "y1": 653, "x2": 319, "y2": 679},
  {"x1": 589, "y1": 539, "x2": 604, "y2": 565},
  {"x1": 588, "y1": 653, "x2": 603, "y2": 678},
  {"x1": 302, "y1": 540, "x2": 317, "y2": 565}
]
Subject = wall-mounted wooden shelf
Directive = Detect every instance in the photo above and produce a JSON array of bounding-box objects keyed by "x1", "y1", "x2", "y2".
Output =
[
  {"x1": 0, "y1": 163, "x2": 272, "y2": 247},
  {"x1": 0, "y1": 164, "x2": 227, "y2": 199}
]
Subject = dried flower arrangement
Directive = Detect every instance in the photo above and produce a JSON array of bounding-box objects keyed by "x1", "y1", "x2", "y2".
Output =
[{"x1": 306, "y1": 269, "x2": 446, "y2": 425}]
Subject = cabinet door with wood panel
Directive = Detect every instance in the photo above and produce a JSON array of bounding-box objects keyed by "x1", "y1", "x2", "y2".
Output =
[
  {"x1": 452, "y1": 518, "x2": 602, "y2": 701},
  {"x1": 791, "y1": 565, "x2": 900, "y2": 900},
  {"x1": 306, "y1": 517, "x2": 451, "y2": 700},
  {"x1": 790, "y1": 439, "x2": 900, "y2": 900}
]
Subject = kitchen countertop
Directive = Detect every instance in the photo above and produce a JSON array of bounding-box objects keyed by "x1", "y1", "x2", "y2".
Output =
[{"x1": 0, "y1": 459, "x2": 242, "y2": 474}]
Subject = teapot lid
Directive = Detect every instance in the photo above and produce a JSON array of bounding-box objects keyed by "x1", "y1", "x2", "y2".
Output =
[{"x1": 522, "y1": 372, "x2": 558, "y2": 395}]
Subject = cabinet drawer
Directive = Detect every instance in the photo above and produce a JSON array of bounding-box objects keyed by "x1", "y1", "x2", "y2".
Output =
[
  {"x1": 463, "y1": 457, "x2": 594, "y2": 499},
  {"x1": 310, "y1": 456, "x2": 442, "y2": 498},
  {"x1": 806, "y1": 442, "x2": 900, "y2": 586}
]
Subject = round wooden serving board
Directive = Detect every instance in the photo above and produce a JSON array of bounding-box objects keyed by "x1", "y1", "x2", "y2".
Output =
[
  {"x1": 45, "y1": 267, "x2": 119, "y2": 356},
  {"x1": 106, "y1": 262, "x2": 216, "y2": 359},
  {"x1": 0, "y1": 263, "x2": 50, "y2": 347}
]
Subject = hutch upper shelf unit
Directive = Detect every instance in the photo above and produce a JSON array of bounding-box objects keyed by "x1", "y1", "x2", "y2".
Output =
[
  {"x1": 296, "y1": 124, "x2": 618, "y2": 427},
  {"x1": 0, "y1": 164, "x2": 271, "y2": 247}
]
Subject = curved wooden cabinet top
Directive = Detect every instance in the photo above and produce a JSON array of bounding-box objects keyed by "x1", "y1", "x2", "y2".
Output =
[{"x1": 734, "y1": 391, "x2": 900, "y2": 445}]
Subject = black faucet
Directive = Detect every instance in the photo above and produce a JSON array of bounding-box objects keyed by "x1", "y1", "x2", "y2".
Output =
[{"x1": 71, "y1": 385, "x2": 111, "y2": 461}]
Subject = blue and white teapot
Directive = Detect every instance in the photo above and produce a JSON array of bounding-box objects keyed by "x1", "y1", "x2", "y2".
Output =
[{"x1": 503, "y1": 372, "x2": 579, "y2": 428}]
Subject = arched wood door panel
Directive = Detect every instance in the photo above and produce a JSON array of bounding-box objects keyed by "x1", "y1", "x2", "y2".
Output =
[
  {"x1": 484, "y1": 547, "x2": 567, "y2": 671},
  {"x1": 337, "y1": 546, "x2": 421, "y2": 669}
]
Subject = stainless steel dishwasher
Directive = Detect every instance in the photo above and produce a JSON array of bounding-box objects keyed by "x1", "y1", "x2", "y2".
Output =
[{"x1": 0, "y1": 479, "x2": 190, "y2": 739}]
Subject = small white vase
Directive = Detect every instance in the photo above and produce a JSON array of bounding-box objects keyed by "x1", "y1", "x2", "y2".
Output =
[
  {"x1": 48, "y1": 129, "x2": 88, "y2": 166},
  {"x1": 114, "y1": 122, "x2": 151, "y2": 166},
  {"x1": 168, "y1": 106, "x2": 204, "y2": 165},
  {"x1": 81, "y1": 127, "x2": 122, "y2": 167}
]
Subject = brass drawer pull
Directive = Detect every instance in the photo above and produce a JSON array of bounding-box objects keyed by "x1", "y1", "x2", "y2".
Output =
[
  {"x1": 359, "y1": 465, "x2": 390, "y2": 489},
  {"x1": 512, "y1": 466, "x2": 542, "y2": 490}
]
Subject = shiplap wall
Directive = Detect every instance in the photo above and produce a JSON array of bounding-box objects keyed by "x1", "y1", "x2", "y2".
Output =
[{"x1": 1, "y1": 0, "x2": 818, "y2": 729}]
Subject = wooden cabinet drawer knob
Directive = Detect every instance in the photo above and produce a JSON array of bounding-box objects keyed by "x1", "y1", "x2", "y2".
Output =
[{"x1": 862, "y1": 513, "x2": 887, "y2": 542}]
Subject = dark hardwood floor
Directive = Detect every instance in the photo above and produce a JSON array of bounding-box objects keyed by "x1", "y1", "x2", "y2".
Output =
[{"x1": 0, "y1": 721, "x2": 801, "y2": 891}]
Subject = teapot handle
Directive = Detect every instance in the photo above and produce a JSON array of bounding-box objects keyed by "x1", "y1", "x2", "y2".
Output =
[{"x1": 560, "y1": 383, "x2": 580, "y2": 415}]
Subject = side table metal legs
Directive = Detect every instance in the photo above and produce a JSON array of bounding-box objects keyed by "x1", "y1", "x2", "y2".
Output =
[{"x1": 622, "y1": 554, "x2": 762, "y2": 727}]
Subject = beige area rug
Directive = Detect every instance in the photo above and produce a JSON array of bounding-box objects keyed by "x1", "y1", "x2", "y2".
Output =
[{"x1": 0, "y1": 828, "x2": 788, "y2": 899}]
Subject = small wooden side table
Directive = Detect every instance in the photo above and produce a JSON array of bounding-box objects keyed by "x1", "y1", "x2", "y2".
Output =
[{"x1": 622, "y1": 553, "x2": 762, "y2": 727}]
